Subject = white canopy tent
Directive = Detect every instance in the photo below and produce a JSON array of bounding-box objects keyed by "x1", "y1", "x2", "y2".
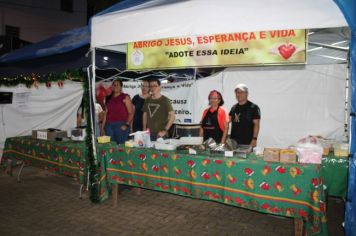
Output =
[
  {"x1": 90, "y1": 0, "x2": 350, "y2": 147},
  {"x1": 91, "y1": 0, "x2": 348, "y2": 48}
]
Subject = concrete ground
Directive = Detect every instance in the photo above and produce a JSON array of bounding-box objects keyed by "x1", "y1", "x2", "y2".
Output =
[{"x1": 0, "y1": 166, "x2": 345, "y2": 236}]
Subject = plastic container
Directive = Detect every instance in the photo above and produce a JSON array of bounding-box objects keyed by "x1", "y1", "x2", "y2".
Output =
[
  {"x1": 334, "y1": 142, "x2": 349, "y2": 157},
  {"x1": 154, "y1": 138, "x2": 179, "y2": 150},
  {"x1": 296, "y1": 136, "x2": 323, "y2": 164},
  {"x1": 280, "y1": 149, "x2": 297, "y2": 163},
  {"x1": 98, "y1": 136, "x2": 111, "y2": 143},
  {"x1": 129, "y1": 130, "x2": 151, "y2": 148},
  {"x1": 179, "y1": 137, "x2": 203, "y2": 146}
]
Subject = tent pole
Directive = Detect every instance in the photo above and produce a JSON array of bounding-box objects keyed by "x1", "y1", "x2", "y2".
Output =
[{"x1": 87, "y1": 47, "x2": 100, "y2": 202}]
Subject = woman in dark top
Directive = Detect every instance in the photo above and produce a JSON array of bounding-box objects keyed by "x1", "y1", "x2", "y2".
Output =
[
  {"x1": 132, "y1": 80, "x2": 150, "y2": 132},
  {"x1": 199, "y1": 90, "x2": 229, "y2": 144}
]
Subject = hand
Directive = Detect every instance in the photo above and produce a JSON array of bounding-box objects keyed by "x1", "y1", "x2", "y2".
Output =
[
  {"x1": 157, "y1": 130, "x2": 167, "y2": 138},
  {"x1": 120, "y1": 124, "x2": 129, "y2": 131},
  {"x1": 250, "y1": 139, "x2": 257, "y2": 147}
]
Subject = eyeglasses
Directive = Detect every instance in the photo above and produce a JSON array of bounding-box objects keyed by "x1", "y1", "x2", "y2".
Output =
[{"x1": 149, "y1": 85, "x2": 159, "y2": 88}]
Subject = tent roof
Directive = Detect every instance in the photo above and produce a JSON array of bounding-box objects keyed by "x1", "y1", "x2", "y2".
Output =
[
  {"x1": 91, "y1": 0, "x2": 348, "y2": 48},
  {"x1": 0, "y1": 26, "x2": 90, "y2": 63},
  {"x1": 0, "y1": 0, "x2": 150, "y2": 63}
]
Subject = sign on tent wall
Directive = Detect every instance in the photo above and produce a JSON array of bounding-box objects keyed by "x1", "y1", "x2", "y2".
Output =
[{"x1": 95, "y1": 81, "x2": 196, "y2": 124}]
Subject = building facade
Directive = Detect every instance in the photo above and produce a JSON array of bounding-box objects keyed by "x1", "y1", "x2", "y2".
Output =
[{"x1": 0, "y1": 0, "x2": 87, "y2": 53}]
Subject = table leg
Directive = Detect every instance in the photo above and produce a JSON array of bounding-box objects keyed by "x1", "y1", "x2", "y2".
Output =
[
  {"x1": 5, "y1": 159, "x2": 13, "y2": 176},
  {"x1": 294, "y1": 218, "x2": 304, "y2": 236},
  {"x1": 17, "y1": 162, "x2": 25, "y2": 182},
  {"x1": 135, "y1": 187, "x2": 142, "y2": 195},
  {"x1": 112, "y1": 184, "x2": 118, "y2": 207},
  {"x1": 79, "y1": 184, "x2": 84, "y2": 199}
]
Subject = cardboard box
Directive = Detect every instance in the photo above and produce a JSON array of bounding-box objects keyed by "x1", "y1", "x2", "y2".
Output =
[
  {"x1": 280, "y1": 149, "x2": 297, "y2": 163},
  {"x1": 32, "y1": 129, "x2": 68, "y2": 141},
  {"x1": 263, "y1": 148, "x2": 280, "y2": 162}
]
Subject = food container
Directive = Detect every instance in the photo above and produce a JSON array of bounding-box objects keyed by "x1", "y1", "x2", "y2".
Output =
[
  {"x1": 179, "y1": 137, "x2": 204, "y2": 146},
  {"x1": 263, "y1": 148, "x2": 280, "y2": 162},
  {"x1": 154, "y1": 138, "x2": 179, "y2": 151},
  {"x1": 253, "y1": 146, "x2": 264, "y2": 157},
  {"x1": 323, "y1": 147, "x2": 330, "y2": 156},
  {"x1": 125, "y1": 140, "x2": 134, "y2": 147},
  {"x1": 296, "y1": 138, "x2": 323, "y2": 164},
  {"x1": 279, "y1": 149, "x2": 297, "y2": 163},
  {"x1": 298, "y1": 150, "x2": 322, "y2": 164},
  {"x1": 98, "y1": 136, "x2": 111, "y2": 143},
  {"x1": 318, "y1": 138, "x2": 333, "y2": 156},
  {"x1": 334, "y1": 142, "x2": 349, "y2": 157},
  {"x1": 129, "y1": 130, "x2": 151, "y2": 148}
]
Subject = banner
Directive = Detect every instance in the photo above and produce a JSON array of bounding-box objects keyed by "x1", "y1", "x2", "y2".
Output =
[
  {"x1": 127, "y1": 29, "x2": 306, "y2": 70},
  {"x1": 161, "y1": 80, "x2": 195, "y2": 123},
  {"x1": 95, "y1": 81, "x2": 195, "y2": 125}
]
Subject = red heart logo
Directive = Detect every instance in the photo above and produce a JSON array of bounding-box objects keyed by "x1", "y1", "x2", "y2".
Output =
[{"x1": 278, "y1": 44, "x2": 296, "y2": 59}]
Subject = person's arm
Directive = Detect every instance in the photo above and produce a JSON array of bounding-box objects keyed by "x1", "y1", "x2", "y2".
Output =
[
  {"x1": 165, "y1": 111, "x2": 175, "y2": 131},
  {"x1": 122, "y1": 96, "x2": 134, "y2": 131},
  {"x1": 250, "y1": 119, "x2": 260, "y2": 147},
  {"x1": 158, "y1": 111, "x2": 175, "y2": 137},
  {"x1": 100, "y1": 109, "x2": 107, "y2": 135},
  {"x1": 218, "y1": 108, "x2": 229, "y2": 144},
  {"x1": 199, "y1": 127, "x2": 204, "y2": 138},
  {"x1": 131, "y1": 105, "x2": 135, "y2": 131},
  {"x1": 199, "y1": 109, "x2": 208, "y2": 139},
  {"x1": 96, "y1": 104, "x2": 104, "y2": 135},
  {"x1": 221, "y1": 121, "x2": 229, "y2": 144},
  {"x1": 142, "y1": 112, "x2": 148, "y2": 131}
]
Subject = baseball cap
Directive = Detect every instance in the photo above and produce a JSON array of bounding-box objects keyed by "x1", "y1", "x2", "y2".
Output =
[{"x1": 235, "y1": 83, "x2": 248, "y2": 92}]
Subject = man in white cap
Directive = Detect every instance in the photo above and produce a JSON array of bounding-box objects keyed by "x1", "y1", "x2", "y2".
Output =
[{"x1": 229, "y1": 84, "x2": 260, "y2": 147}]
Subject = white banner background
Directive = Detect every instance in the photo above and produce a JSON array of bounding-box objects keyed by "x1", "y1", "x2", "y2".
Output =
[
  {"x1": 195, "y1": 64, "x2": 347, "y2": 147},
  {"x1": 99, "y1": 63, "x2": 346, "y2": 148},
  {"x1": 0, "y1": 81, "x2": 83, "y2": 150}
]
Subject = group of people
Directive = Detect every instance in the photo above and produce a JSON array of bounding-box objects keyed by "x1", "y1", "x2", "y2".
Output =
[
  {"x1": 200, "y1": 83, "x2": 261, "y2": 147},
  {"x1": 78, "y1": 79, "x2": 260, "y2": 148},
  {"x1": 89, "y1": 78, "x2": 175, "y2": 144}
]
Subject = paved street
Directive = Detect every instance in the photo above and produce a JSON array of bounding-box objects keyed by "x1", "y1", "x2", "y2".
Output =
[{"x1": 0, "y1": 166, "x2": 345, "y2": 236}]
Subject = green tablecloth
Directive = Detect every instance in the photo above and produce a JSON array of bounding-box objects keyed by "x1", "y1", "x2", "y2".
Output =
[
  {"x1": 321, "y1": 155, "x2": 348, "y2": 198},
  {"x1": 2, "y1": 136, "x2": 88, "y2": 183},
  {"x1": 2, "y1": 136, "x2": 348, "y2": 201},
  {"x1": 99, "y1": 146, "x2": 328, "y2": 236}
]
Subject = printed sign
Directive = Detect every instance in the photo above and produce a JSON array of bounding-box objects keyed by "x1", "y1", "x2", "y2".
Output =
[
  {"x1": 127, "y1": 29, "x2": 306, "y2": 70},
  {"x1": 96, "y1": 81, "x2": 196, "y2": 124}
]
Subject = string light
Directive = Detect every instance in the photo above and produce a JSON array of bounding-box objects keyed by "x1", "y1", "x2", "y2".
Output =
[{"x1": 0, "y1": 69, "x2": 84, "y2": 87}]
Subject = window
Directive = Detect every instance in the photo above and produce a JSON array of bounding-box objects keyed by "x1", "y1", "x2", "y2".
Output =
[
  {"x1": 5, "y1": 25, "x2": 20, "y2": 38},
  {"x1": 61, "y1": 0, "x2": 73, "y2": 12}
]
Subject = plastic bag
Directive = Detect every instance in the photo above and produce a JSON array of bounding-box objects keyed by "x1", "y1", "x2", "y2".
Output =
[
  {"x1": 129, "y1": 130, "x2": 151, "y2": 148},
  {"x1": 296, "y1": 136, "x2": 323, "y2": 164}
]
